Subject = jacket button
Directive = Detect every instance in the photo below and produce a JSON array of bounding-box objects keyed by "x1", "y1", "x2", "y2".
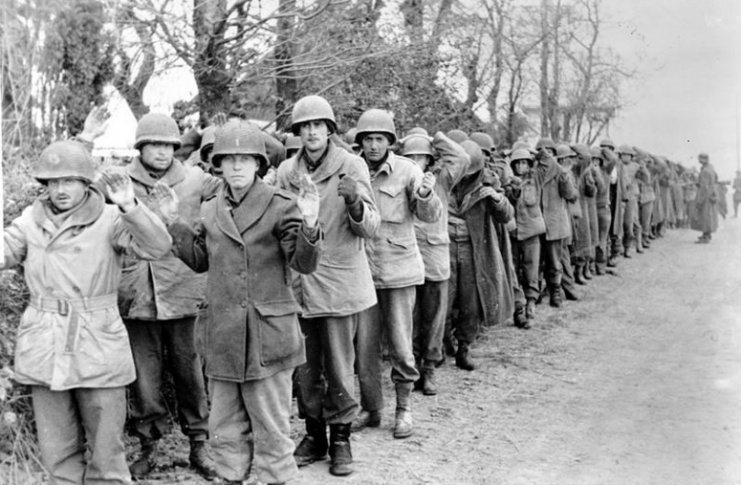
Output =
[
  {"x1": 240, "y1": 301, "x2": 247, "y2": 308},
  {"x1": 72, "y1": 286, "x2": 81, "y2": 293}
]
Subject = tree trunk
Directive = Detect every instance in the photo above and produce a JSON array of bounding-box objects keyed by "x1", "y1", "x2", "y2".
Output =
[
  {"x1": 274, "y1": 0, "x2": 298, "y2": 130},
  {"x1": 539, "y1": 0, "x2": 550, "y2": 137},
  {"x1": 192, "y1": 0, "x2": 232, "y2": 122}
]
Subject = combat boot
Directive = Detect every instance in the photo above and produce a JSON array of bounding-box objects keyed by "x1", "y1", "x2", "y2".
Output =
[
  {"x1": 513, "y1": 305, "x2": 529, "y2": 329},
  {"x1": 328, "y1": 423, "x2": 354, "y2": 476},
  {"x1": 189, "y1": 439, "x2": 217, "y2": 480},
  {"x1": 583, "y1": 262, "x2": 593, "y2": 280},
  {"x1": 563, "y1": 285, "x2": 580, "y2": 301},
  {"x1": 294, "y1": 417, "x2": 328, "y2": 466},
  {"x1": 130, "y1": 438, "x2": 158, "y2": 478},
  {"x1": 574, "y1": 264, "x2": 586, "y2": 285},
  {"x1": 393, "y1": 383, "x2": 414, "y2": 439},
  {"x1": 421, "y1": 360, "x2": 438, "y2": 395},
  {"x1": 525, "y1": 299, "x2": 536, "y2": 321},
  {"x1": 351, "y1": 409, "x2": 381, "y2": 431},
  {"x1": 549, "y1": 285, "x2": 562, "y2": 308},
  {"x1": 455, "y1": 342, "x2": 477, "y2": 371}
]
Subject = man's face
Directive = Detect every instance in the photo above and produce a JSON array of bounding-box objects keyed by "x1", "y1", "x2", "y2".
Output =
[
  {"x1": 47, "y1": 177, "x2": 88, "y2": 212},
  {"x1": 619, "y1": 153, "x2": 633, "y2": 163},
  {"x1": 299, "y1": 120, "x2": 330, "y2": 154},
  {"x1": 408, "y1": 154, "x2": 432, "y2": 172},
  {"x1": 362, "y1": 134, "x2": 390, "y2": 163},
  {"x1": 221, "y1": 154, "x2": 259, "y2": 191},
  {"x1": 140, "y1": 142, "x2": 175, "y2": 172},
  {"x1": 512, "y1": 159, "x2": 530, "y2": 176}
]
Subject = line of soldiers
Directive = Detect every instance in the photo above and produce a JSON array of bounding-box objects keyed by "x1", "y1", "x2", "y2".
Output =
[{"x1": 1, "y1": 94, "x2": 723, "y2": 485}]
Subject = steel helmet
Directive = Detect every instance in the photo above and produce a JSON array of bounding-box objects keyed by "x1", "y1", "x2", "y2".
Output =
[
  {"x1": 406, "y1": 126, "x2": 429, "y2": 137},
  {"x1": 589, "y1": 146, "x2": 604, "y2": 160},
  {"x1": 199, "y1": 126, "x2": 217, "y2": 162},
  {"x1": 460, "y1": 140, "x2": 485, "y2": 175},
  {"x1": 211, "y1": 119, "x2": 268, "y2": 168},
  {"x1": 510, "y1": 148, "x2": 533, "y2": 162},
  {"x1": 599, "y1": 138, "x2": 615, "y2": 150},
  {"x1": 512, "y1": 141, "x2": 533, "y2": 153},
  {"x1": 34, "y1": 140, "x2": 96, "y2": 183},
  {"x1": 698, "y1": 152, "x2": 709, "y2": 162},
  {"x1": 344, "y1": 128, "x2": 359, "y2": 148},
  {"x1": 401, "y1": 135, "x2": 434, "y2": 158},
  {"x1": 570, "y1": 144, "x2": 591, "y2": 159},
  {"x1": 535, "y1": 138, "x2": 555, "y2": 151},
  {"x1": 469, "y1": 132, "x2": 494, "y2": 155},
  {"x1": 290, "y1": 95, "x2": 337, "y2": 135},
  {"x1": 446, "y1": 129, "x2": 469, "y2": 144},
  {"x1": 555, "y1": 144, "x2": 576, "y2": 159},
  {"x1": 616, "y1": 144, "x2": 635, "y2": 156},
  {"x1": 134, "y1": 113, "x2": 182, "y2": 150},
  {"x1": 355, "y1": 109, "x2": 397, "y2": 145}
]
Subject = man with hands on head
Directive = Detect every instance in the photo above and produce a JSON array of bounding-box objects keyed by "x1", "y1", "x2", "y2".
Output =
[{"x1": 162, "y1": 119, "x2": 324, "y2": 485}]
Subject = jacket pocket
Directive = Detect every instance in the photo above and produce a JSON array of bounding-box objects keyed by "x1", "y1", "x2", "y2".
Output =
[
  {"x1": 254, "y1": 300, "x2": 302, "y2": 366},
  {"x1": 378, "y1": 184, "x2": 408, "y2": 223},
  {"x1": 523, "y1": 182, "x2": 538, "y2": 206}
]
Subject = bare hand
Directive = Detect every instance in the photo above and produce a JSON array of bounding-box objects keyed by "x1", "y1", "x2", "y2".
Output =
[
  {"x1": 337, "y1": 174, "x2": 360, "y2": 205},
  {"x1": 297, "y1": 174, "x2": 320, "y2": 229},
  {"x1": 262, "y1": 167, "x2": 278, "y2": 186},
  {"x1": 151, "y1": 181, "x2": 180, "y2": 225},
  {"x1": 100, "y1": 171, "x2": 136, "y2": 212},
  {"x1": 78, "y1": 106, "x2": 110, "y2": 142},
  {"x1": 417, "y1": 172, "x2": 436, "y2": 197}
]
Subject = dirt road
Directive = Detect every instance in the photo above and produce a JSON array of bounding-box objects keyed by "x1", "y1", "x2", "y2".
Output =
[{"x1": 120, "y1": 220, "x2": 741, "y2": 485}]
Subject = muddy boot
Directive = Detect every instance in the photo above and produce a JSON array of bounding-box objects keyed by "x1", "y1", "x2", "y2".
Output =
[
  {"x1": 455, "y1": 342, "x2": 477, "y2": 371},
  {"x1": 583, "y1": 262, "x2": 593, "y2": 280},
  {"x1": 328, "y1": 423, "x2": 353, "y2": 476},
  {"x1": 189, "y1": 439, "x2": 217, "y2": 480},
  {"x1": 351, "y1": 409, "x2": 381, "y2": 431},
  {"x1": 421, "y1": 360, "x2": 438, "y2": 396},
  {"x1": 525, "y1": 299, "x2": 535, "y2": 321},
  {"x1": 548, "y1": 285, "x2": 562, "y2": 308},
  {"x1": 393, "y1": 383, "x2": 414, "y2": 439},
  {"x1": 574, "y1": 264, "x2": 586, "y2": 285},
  {"x1": 130, "y1": 438, "x2": 158, "y2": 478},
  {"x1": 595, "y1": 262, "x2": 606, "y2": 275},
  {"x1": 294, "y1": 417, "x2": 328, "y2": 466},
  {"x1": 513, "y1": 305, "x2": 529, "y2": 329},
  {"x1": 563, "y1": 285, "x2": 579, "y2": 301}
]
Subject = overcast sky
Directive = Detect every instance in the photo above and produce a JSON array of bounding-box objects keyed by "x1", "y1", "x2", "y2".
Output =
[{"x1": 602, "y1": 0, "x2": 741, "y2": 179}]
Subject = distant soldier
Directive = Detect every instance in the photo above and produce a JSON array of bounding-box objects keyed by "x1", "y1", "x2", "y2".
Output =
[
  {"x1": 690, "y1": 153, "x2": 719, "y2": 243},
  {"x1": 733, "y1": 170, "x2": 741, "y2": 217}
]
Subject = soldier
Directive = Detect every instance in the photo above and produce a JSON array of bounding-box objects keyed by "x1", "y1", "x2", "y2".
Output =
[
  {"x1": 446, "y1": 141, "x2": 514, "y2": 366},
  {"x1": 353, "y1": 108, "x2": 441, "y2": 439},
  {"x1": 401, "y1": 132, "x2": 469, "y2": 393},
  {"x1": 507, "y1": 148, "x2": 546, "y2": 327},
  {"x1": 615, "y1": 145, "x2": 639, "y2": 258},
  {"x1": 534, "y1": 141, "x2": 578, "y2": 307},
  {"x1": 278, "y1": 95, "x2": 380, "y2": 477},
  {"x1": 591, "y1": 147, "x2": 612, "y2": 275},
  {"x1": 166, "y1": 119, "x2": 323, "y2": 485},
  {"x1": 690, "y1": 153, "x2": 719, "y2": 243},
  {"x1": 2, "y1": 141, "x2": 172, "y2": 485},
  {"x1": 119, "y1": 113, "x2": 220, "y2": 479},
  {"x1": 569, "y1": 145, "x2": 596, "y2": 285},
  {"x1": 733, "y1": 170, "x2": 741, "y2": 218},
  {"x1": 634, "y1": 148, "x2": 655, "y2": 250}
]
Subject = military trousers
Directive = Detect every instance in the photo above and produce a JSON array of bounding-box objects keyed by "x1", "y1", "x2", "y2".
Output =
[
  {"x1": 32, "y1": 385, "x2": 130, "y2": 485},
  {"x1": 413, "y1": 279, "x2": 448, "y2": 364},
  {"x1": 356, "y1": 286, "x2": 420, "y2": 413},
  {"x1": 512, "y1": 235, "x2": 541, "y2": 301},
  {"x1": 540, "y1": 236, "x2": 564, "y2": 287},
  {"x1": 295, "y1": 314, "x2": 360, "y2": 425},
  {"x1": 446, "y1": 240, "x2": 484, "y2": 345},
  {"x1": 124, "y1": 317, "x2": 209, "y2": 442}
]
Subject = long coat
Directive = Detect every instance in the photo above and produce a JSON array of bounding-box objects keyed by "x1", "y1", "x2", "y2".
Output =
[
  {"x1": 169, "y1": 180, "x2": 322, "y2": 382},
  {"x1": 534, "y1": 155, "x2": 577, "y2": 241},
  {"x1": 2, "y1": 188, "x2": 171, "y2": 390},
  {"x1": 118, "y1": 157, "x2": 221, "y2": 320},
  {"x1": 366, "y1": 152, "x2": 442, "y2": 289},
  {"x1": 572, "y1": 165, "x2": 596, "y2": 259},
  {"x1": 277, "y1": 141, "x2": 379, "y2": 317},
  {"x1": 449, "y1": 179, "x2": 515, "y2": 326},
  {"x1": 690, "y1": 162, "x2": 719, "y2": 234}
]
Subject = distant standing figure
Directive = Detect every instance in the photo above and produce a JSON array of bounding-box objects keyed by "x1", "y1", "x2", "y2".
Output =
[
  {"x1": 733, "y1": 170, "x2": 741, "y2": 217},
  {"x1": 690, "y1": 153, "x2": 719, "y2": 243}
]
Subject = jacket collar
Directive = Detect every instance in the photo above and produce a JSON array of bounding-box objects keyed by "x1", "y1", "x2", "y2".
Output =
[
  {"x1": 32, "y1": 186, "x2": 105, "y2": 240},
  {"x1": 286, "y1": 141, "x2": 345, "y2": 187},
  {"x1": 215, "y1": 178, "x2": 274, "y2": 244},
  {"x1": 126, "y1": 156, "x2": 187, "y2": 188}
]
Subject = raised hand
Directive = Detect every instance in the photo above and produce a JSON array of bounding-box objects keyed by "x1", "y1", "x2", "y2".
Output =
[
  {"x1": 337, "y1": 174, "x2": 360, "y2": 205},
  {"x1": 100, "y1": 171, "x2": 136, "y2": 213},
  {"x1": 79, "y1": 106, "x2": 111, "y2": 142},
  {"x1": 297, "y1": 174, "x2": 320, "y2": 229},
  {"x1": 262, "y1": 167, "x2": 278, "y2": 186},
  {"x1": 151, "y1": 181, "x2": 180, "y2": 225},
  {"x1": 418, "y1": 171, "x2": 436, "y2": 197}
]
